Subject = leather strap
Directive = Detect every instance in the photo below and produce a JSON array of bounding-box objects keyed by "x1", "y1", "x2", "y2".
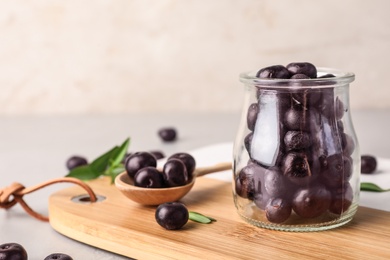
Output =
[{"x1": 0, "y1": 177, "x2": 97, "y2": 221}]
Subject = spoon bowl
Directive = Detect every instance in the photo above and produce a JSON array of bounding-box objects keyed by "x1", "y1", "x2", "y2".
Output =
[{"x1": 115, "y1": 162, "x2": 231, "y2": 206}]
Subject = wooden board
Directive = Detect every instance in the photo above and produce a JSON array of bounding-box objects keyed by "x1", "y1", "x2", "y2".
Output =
[{"x1": 48, "y1": 177, "x2": 390, "y2": 260}]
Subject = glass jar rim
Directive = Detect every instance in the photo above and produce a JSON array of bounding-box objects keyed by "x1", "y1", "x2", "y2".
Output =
[{"x1": 239, "y1": 67, "x2": 355, "y2": 88}]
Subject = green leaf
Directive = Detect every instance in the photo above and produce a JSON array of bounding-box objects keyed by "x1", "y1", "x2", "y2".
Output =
[
  {"x1": 110, "y1": 165, "x2": 125, "y2": 175},
  {"x1": 361, "y1": 182, "x2": 390, "y2": 192},
  {"x1": 205, "y1": 215, "x2": 217, "y2": 222},
  {"x1": 110, "y1": 138, "x2": 130, "y2": 167},
  {"x1": 90, "y1": 145, "x2": 119, "y2": 173},
  {"x1": 108, "y1": 172, "x2": 117, "y2": 184},
  {"x1": 189, "y1": 211, "x2": 216, "y2": 224},
  {"x1": 106, "y1": 165, "x2": 126, "y2": 184},
  {"x1": 66, "y1": 137, "x2": 130, "y2": 183},
  {"x1": 66, "y1": 165, "x2": 101, "y2": 180}
]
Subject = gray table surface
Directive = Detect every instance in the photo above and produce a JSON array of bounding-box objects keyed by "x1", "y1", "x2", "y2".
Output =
[{"x1": 0, "y1": 110, "x2": 389, "y2": 259}]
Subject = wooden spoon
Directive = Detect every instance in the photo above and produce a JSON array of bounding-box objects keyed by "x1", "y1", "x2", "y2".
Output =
[{"x1": 115, "y1": 162, "x2": 232, "y2": 206}]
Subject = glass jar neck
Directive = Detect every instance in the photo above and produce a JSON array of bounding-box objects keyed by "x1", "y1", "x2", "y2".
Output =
[{"x1": 240, "y1": 68, "x2": 355, "y2": 89}]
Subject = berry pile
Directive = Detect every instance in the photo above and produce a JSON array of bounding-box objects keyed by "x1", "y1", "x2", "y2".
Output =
[
  {"x1": 235, "y1": 62, "x2": 355, "y2": 223},
  {"x1": 125, "y1": 152, "x2": 196, "y2": 188}
]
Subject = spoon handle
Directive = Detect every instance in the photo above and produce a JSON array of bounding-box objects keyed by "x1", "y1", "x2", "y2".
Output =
[{"x1": 194, "y1": 162, "x2": 232, "y2": 177}]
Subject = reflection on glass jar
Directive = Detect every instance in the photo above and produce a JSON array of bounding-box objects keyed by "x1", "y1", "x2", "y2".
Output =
[{"x1": 233, "y1": 68, "x2": 359, "y2": 231}]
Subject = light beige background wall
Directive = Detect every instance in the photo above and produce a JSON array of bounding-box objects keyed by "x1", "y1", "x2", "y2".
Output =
[{"x1": 1, "y1": 0, "x2": 389, "y2": 116}]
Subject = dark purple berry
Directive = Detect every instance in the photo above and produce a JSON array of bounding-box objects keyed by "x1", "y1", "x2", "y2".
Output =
[
  {"x1": 134, "y1": 167, "x2": 165, "y2": 188},
  {"x1": 278, "y1": 92, "x2": 292, "y2": 110},
  {"x1": 44, "y1": 253, "x2": 73, "y2": 260},
  {"x1": 66, "y1": 156, "x2": 88, "y2": 170},
  {"x1": 247, "y1": 103, "x2": 259, "y2": 131},
  {"x1": 321, "y1": 154, "x2": 352, "y2": 188},
  {"x1": 168, "y1": 153, "x2": 196, "y2": 177},
  {"x1": 341, "y1": 133, "x2": 355, "y2": 156},
  {"x1": 283, "y1": 152, "x2": 312, "y2": 181},
  {"x1": 317, "y1": 88, "x2": 335, "y2": 118},
  {"x1": 289, "y1": 86, "x2": 322, "y2": 108},
  {"x1": 235, "y1": 163, "x2": 265, "y2": 200},
  {"x1": 149, "y1": 150, "x2": 165, "y2": 160},
  {"x1": 235, "y1": 167, "x2": 254, "y2": 199},
  {"x1": 122, "y1": 152, "x2": 133, "y2": 163},
  {"x1": 158, "y1": 127, "x2": 177, "y2": 142},
  {"x1": 290, "y1": 73, "x2": 310, "y2": 79},
  {"x1": 244, "y1": 132, "x2": 253, "y2": 155},
  {"x1": 264, "y1": 168, "x2": 289, "y2": 198},
  {"x1": 318, "y1": 73, "x2": 336, "y2": 78},
  {"x1": 335, "y1": 97, "x2": 345, "y2": 120},
  {"x1": 284, "y1": 131, "x2": 311, "y2": 151},
  {"x1": 162, "y1": 159, "x2": 189, "y2": 187},
  {"x1": 234, "y1": 176, "x2": 244, "y2": 198},
  {"x1": 286, "y1": 62, "x2": 317, "y2": 78},
  {"x1": 284, "y1": 108, "x2": 309, "y2": 131},
  {"x1": 292, "y1": 185, "x2": 331, "y2": 218},
  {"x1": 155, "y1": 202, "x2": 189, "y2": 230},
  {"x1": 361, "y1": 155, "x2": 377, "y2": 174},
  {"x1": 328, "y1": 183, "x2": 353, "y2": 215},
  {"x1": 265, "y1": 198, "x2": 292, "y2": 223},
  {"x1": 125, "y1": 152, "x2": 157, "y2": 178},
  {"x1": 0, "y1": 243, "x2": 28, "y2": 260},
  {"x1": 256, "y1": 65, "x2": 290, "y2": 79},
  {"x1": 337, "y1": 120, "x2": 345, "y2": 133}
]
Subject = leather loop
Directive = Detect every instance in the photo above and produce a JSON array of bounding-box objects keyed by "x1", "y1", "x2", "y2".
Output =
[
  {"x1": 0, "y1": 177, "x2": 97, "y2": 222},
  {"x1": 0, "y1": 182, "x2": 25, "y2": 209}
]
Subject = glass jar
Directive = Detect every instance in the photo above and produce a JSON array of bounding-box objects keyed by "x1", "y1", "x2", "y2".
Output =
[{"x1": 233, "y1": 68, "x2": 359, "y2": 231}]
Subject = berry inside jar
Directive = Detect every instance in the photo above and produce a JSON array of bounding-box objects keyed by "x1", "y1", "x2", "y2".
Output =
[{"x1": 234, "y1": 62, "x2": 359, "y2": 231}]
